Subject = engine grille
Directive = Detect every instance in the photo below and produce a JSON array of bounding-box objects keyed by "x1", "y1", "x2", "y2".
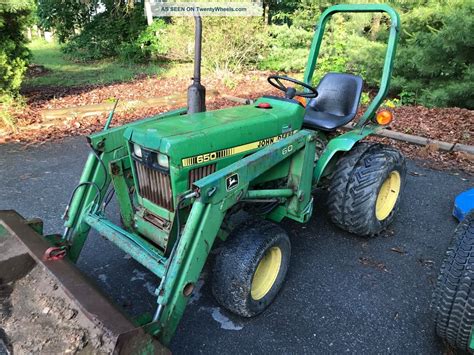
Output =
[
  {"x1": 189, "y1": 164, "x2": 216, "y2": 188},
  {"x1": 135, "y1": 161, "x2": 173, "y2": 210}
]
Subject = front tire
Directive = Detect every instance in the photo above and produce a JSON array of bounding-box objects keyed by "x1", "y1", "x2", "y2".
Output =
[
  {"x1": 432, "y1": 211, "x2": 474, "y2": 352},
  {"x1": 328, "y1": 143, "x2": 406, "y2": 236},
  {"x1": 212, "y1": 219, "x2": 291, "y2": 317}
]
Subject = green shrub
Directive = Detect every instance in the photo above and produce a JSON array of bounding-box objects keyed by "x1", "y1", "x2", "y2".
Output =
[
  {"x1": 166, "y1": 17, "x2": 267, "y2": 74},
  {"x1": 0, "y1": 93, "x2": 26, "y2": 130},
  {"x1": 63, "y1": 5, "x2": 147, "y2": 62},
  {"x1": 0, "y1": 0, "x2": 34, "y2": 129},
  {"x1": 260, "y1": 14, "x2": 353, "y2": 83},
  {"x1": 258, "y1": 24, "x2": 312, "y2": 72},
  {"x1": 204, "y1": 17, "x2": 267, "y2": 74},
  {"x1": 392, "y1": 2, "x2": 474, "y2": 108},
  {"x1": 163, "y1": 17, "x2": 194, "y2": 62},
  {"x1": 118, "y1": 20, "x2": 168, "y2": 63},
  {"x1": 0, "y1": 0, "x2": 33, "y2": 95},
  {"x1": 344, "y1": 34, "x2": 385, "y2": 87},
  {"x1": 37, "y1": 0, "x2": 94, "y2": 43}
]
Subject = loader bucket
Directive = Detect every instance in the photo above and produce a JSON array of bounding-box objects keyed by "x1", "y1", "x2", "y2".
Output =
[{"x1": 0, "y1": 210, "x2": 168, "y2": 354}]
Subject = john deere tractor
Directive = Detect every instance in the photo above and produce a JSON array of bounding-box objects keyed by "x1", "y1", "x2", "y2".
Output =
[{"x1": 0, "y1": 4, "x2": 405, "y2": 352}]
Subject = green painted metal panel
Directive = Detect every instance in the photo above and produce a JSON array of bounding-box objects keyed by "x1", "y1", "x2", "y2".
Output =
[
  {"x1": 313, "y1": 125, "x2": 379, "y2": 184},
  {"x1": 0, "y1": 223, "x2": 7, "y2": 239},
  {"x1": 129, "y1": 97, "x2": 304, "y2": 167},
  {"x1": 193, "y1": 130, "x2": 310, "y2": 205},
  {"x1": 110, "y1": 158, "x2": 135, "y2": 230},
  {"x1": 245, "y1": 189, "x2": 294, "y2": 199},
  {"x1": 84, "y1": 213, "x2": 166, "y2": 278},
  {"x1": 157, "y1": 202, "x2": 224, "y2": 344},
  {"x1": 89, "y1": 107, "x2": 187, "y2": 153},
  {"x1": 286, "y1": 133, "x2": 316, "y2": 222},
  {"x1": 134, "y1": 212, "x2": 170, "y2": 250}
]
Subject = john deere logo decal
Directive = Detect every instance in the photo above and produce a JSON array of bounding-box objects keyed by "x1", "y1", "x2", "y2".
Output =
[{"x1": 226, "y1": 173, "x2": 239, "y2": 191}]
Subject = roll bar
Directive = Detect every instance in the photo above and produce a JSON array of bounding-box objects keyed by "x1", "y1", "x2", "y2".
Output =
[{"x1": 303, "y1": 4, "x2": 401, "y2": 127}]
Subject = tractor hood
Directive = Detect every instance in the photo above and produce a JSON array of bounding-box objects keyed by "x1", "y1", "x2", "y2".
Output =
[{"x1": 124, "y1": 97, "x2": 305, "y2": 168}]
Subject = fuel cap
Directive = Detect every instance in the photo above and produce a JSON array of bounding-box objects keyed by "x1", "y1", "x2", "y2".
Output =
[{"x1": 256, "y1": 102, "x2": 272, "y2": 109}]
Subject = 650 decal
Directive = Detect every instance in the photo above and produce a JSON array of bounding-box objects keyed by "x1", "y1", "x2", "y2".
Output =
[{"x1": 197, "y1": 152, "x2": 217, "y2": 164}]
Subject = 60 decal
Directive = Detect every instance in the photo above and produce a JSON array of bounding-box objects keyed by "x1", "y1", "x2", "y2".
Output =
[{"x1": 282, "y1": 145, "x2": 293, "y2": 155}]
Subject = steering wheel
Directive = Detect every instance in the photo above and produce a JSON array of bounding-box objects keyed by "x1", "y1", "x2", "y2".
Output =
[{"x1": 267, "y1": 75, "x2": 318, "y2": 99}]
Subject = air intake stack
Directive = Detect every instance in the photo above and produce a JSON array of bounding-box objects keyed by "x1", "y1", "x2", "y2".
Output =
[{"x1": 187, "y1": 15, "x2": 206, "y2": 113}]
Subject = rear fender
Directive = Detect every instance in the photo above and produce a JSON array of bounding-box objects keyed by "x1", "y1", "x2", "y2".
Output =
[{"x1": 313, "y1": 126, "x2": 378, "y2": 185}]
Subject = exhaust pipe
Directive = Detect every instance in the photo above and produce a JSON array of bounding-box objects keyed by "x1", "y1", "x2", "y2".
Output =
[{"x1": 187, "y1": 15, "x2": 206, "y2": 114}]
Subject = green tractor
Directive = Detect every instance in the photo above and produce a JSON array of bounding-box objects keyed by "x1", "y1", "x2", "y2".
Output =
[{"x1": 0, "y1": 4, "x2": 405, "y2": 352}]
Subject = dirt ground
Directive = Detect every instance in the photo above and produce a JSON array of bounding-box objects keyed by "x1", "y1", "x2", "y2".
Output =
[
  {"x1": 0, "y1": 266, "x2": 115, "y2": 354},
  {"x1": 2, "y1": 72, "x2": 473, "y2": 173}
]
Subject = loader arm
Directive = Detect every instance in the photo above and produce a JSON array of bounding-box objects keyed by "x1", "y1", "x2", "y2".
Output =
[
  {"x1": 72, "y1": 130, "x2": 316, "y2": 344},
  {"x1": 152, "y1": 129, "x2": 316, "y2": 343}
]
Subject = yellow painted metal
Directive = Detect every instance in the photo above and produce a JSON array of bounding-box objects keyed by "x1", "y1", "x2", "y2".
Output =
[
  {"x1": 375, "y1": 171, "x2": 401, "y2": 220},
  {"x1": 251, "y1": 246, "x2": 282, "y2": 300}
]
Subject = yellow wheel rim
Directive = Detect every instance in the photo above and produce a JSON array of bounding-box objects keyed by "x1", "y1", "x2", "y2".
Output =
[
  {"x1": 375, "y1": 171, "x2": 401, "y2": 221},
  {"x1": 251, "y1": 246, "x2": 282, "y2": 300}
]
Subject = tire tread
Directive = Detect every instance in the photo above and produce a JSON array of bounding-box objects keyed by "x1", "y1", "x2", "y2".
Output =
[
  {"x1": 432, "y1": 211, "x2": 474, "y2": 352},
  {"x1": 328, "y1": 143, "x2": 406, "y2": 236}
]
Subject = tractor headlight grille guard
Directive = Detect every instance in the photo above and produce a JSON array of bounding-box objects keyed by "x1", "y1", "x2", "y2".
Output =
[
  {"x1": 135, "y1": 160, "x2": 173, "y2": 210},
  {"x1": 132, "y1": 145, "x2": 173, "y2": 210}
]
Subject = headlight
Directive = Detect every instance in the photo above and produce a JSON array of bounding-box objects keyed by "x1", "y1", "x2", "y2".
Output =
[
  {"x1": 133, "y1": 144, "x2": 142, "y2": 158},
  {"x1": 157, "y1": 153, "x2": 169, "y2": 168}
]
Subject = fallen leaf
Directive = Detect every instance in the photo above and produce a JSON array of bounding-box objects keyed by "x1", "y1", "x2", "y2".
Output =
[
  {"x1": 418, "y1": 258, "x2": 434, "y2": 267},
  {"x1": 359, "y1": 256, "x2": 388, "y2": 272},
  {"x1": 408, "y1": 171, "x2": 425, "y2": 177},
  {"x1": 390, "y1": 247, "x2": 406, "y2": 254}
]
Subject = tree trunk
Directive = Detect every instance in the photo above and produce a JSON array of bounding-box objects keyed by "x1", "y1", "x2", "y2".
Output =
[
  {"x1": 264, "y1": 1, "x2": 270, "y2": 25},
  {"x1": 144, "y1": 0, "x2": 153, "y2": 26},
  {"x1": 370, "y1": 14, "x2": 382, "y2": 40}
]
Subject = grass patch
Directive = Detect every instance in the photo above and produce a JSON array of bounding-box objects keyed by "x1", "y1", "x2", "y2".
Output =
[{"x1": 24, "y1": 39, "x2": 165, "y2": 88}]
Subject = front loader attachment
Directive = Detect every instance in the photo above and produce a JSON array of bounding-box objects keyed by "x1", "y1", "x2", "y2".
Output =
[
  {"x1": 1, "y1": 129, "x2": 317, "y2": 350},
  {"x1": 0, "y1": 210, "x2": 168, "y2": 354}
]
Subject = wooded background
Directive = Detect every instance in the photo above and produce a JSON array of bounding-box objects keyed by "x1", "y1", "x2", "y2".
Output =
[{"x1": 1, "y1": 0, "x2": 473, "y2": 109}]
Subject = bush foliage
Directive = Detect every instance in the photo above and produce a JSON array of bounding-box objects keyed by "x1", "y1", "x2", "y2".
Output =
[
  {"x1": 62, "y1": 4, "x2": 148, "y2": 62},
  {"x1": 0, "y1": 0, "x2": 34, "y2": 96},
  {"x1": 119, "y1": 19, "x2": 168, "y2": 63},
  {"x1": 393, "y1": 2, "x2": 473, "y2": 108},
  {"x1": 37, "y1": 0, "x2": 95, "y2": 43},
  {"x1": 0, "y1": 0, "x2": 34, "y2": 128},
  {"x1": 28, "y1": 0, "x2": 474, "y2": 109},
  {"x1": 260, "y1": 0, "x2": 473, "y2": 108}
]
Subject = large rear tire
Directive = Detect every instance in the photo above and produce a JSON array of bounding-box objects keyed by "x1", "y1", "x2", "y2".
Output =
[
  {"x1": 328, "y1": 143, "x2": 406, "y2": 237},
  {"x1": 212, "y1": 219, "x2": 291, "y2": 317},
  {"x1": 432, "y1": 211, "x2": 474, "y2": 352}
]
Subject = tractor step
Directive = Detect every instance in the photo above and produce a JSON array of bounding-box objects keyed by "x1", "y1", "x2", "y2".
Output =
[{"x1": 0, "y1": 210, "x2": 168, "y2": 354}]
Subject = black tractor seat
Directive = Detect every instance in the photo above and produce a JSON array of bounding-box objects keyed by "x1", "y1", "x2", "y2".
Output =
[{"x1": 303, "y1": 73, "x2": 363, "y2": 131}]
